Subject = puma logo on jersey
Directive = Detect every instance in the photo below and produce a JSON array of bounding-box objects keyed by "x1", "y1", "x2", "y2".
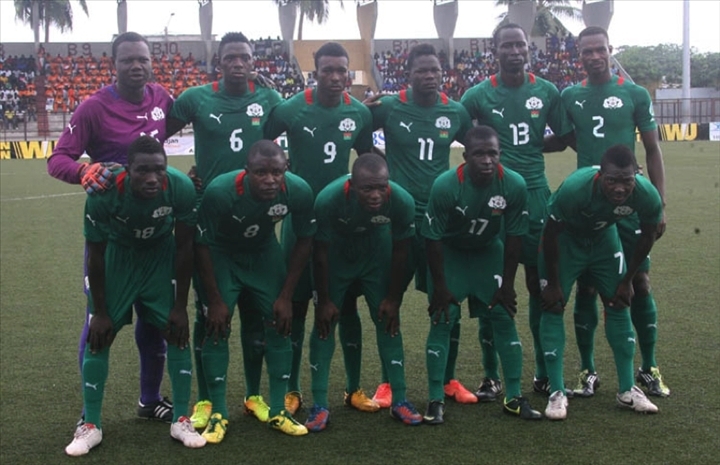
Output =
[
  {"x1": 84, "y1": 382, "x2": 99, "y2": 391},
  {"x1": 67, "y1": 123, "x2": 76, "y2": 134},
  {"x1": 179, "y1": 369, "x2": 192, "y2": 376},
  {"x1": 544, "y1": 349, "x2": 558, "y2": 357},
  {"x1": 425, "y1": 212, "x2": 433, "y2": 226},
  {"x1": 209, "y1": 113, "x2": 223, "y2": 124},
  {"x1": 232, "y1": 215, "x2": 246, "y2": 223},
  {"x1": 399, "y1": 121, "x2": 413, "y2": 132},
  {"x1": 281, "y1": 374, "x2": 291, "y2": 380},
  {"x1": 85, "y1": 214, "x2": 96, "y2": 226},
  {"x1": 455, "y1": 205, "x2": 469, "y2": 216},
  {"x1": 214, "y1": 375, "x2": 226, "y2": 382},
  {"x1": 575, "y1": 100, "x2": 586, "y2": 109},
  {"x1": 390, "y1": 359, "x2": 403, "y2": 367},
  {"x1": 427, "y1": 349, "x2": 441, "y2": 358},
  {"x1": 115, "y1": 216, "x2": 129, "y2": 224},
  {"x1": 492, "y1": 108, "x2": 505, "y2": 118},
  {"x1": 136, "y1": 113, "x2": 148, "y2": 121},
  {"x1": 627, "y1": 337, "x2": 636, "y2": 344},
  {"x1": 303, "y1": 126, "x2": 317, "y2": 137}
]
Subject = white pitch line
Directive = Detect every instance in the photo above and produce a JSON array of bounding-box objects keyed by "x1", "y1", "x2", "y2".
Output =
[{"x1": 0, "y1": 192, "x2": 84, "y2": 202}]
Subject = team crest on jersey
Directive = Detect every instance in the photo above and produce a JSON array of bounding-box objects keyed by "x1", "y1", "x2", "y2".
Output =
[
  {"x1": 613, "y1": 205, "x2": 634, "y2": 216},
  {"x1": 435, "y1": 116, "x2": 451, "y2": 138},
  {"x1": 152, "y1": 206, "x2": 173, "y2": 218},
  {"x1": 267, "y1": 203, "x2": 288, "y2": 221},
  {"x1": 603, "y1": 96, "x2": 624, "y2": 109},
  {"x1": 151, "y1": 107, "x2": 165, "y2": 121},
  {"x1": 339, "y1": 118, "x2": 356, "y2": 140},
  {"x1": 247, "y1": 103, "x2": 264, "y2": 125},
  {"x1": 525, "y1": 96, "x2": 543, "y2": 118},
  {"x1": 488, "y1": 195, "x2": 506, "y2": 215},
  {"x1": 370, "y1": 215, "x2": 391, "y2": 224}
]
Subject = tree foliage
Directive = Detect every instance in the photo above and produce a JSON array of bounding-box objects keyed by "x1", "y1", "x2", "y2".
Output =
[
  {"x1": 495, "y1": 0, "x2": 582, "y2": 37},
  {"x1": 615, "y1": 44, "x2": 720, "y2": 89},
  {"x1": 273, "y1": 0, "x2": 344, "y2": 40},
  {"x1": 14, "y1": 0, "x2": 89, "y2": 43}
]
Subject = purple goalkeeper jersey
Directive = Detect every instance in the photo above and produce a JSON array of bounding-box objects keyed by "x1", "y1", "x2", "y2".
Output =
[{"x1": 47, "y1": 83, "x2": 173, "y2": 184}]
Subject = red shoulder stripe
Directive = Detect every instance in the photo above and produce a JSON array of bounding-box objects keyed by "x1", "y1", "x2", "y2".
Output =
[
  {"x1": 212, "y1": 81, "x2": 220, "y2": 92},
  {"x1": 399, "y1": 89, "x2": 408, "y2": 103},
  {"x1": 581, "y1": 79, "x2": 588, "y2": 87},
  {"x1": 235, "y1": 171, "x2": 246, "y2": 195},
  {"x1": 343, "y1": 91, "x2": 351, "y2": 105},
  {"x1": 617, "y1": 76, "x2": 625, "y2": 86},
  {"x1": 490, "y1": 74, "x2": 499, "y2": 87},
  {"x1": 439, "y1": 92, "x2": 449, "y2": 105},
  {"x1": 528, "y1": 73, "x2": 536, "y2": 84},
  {"x1": 280, "y1": 180, "x2": 287, "y2": 193},
  {"x1": 248, "y1": 80, "x2": 256, "y2": 93},
  {"x1": 386, "y1": 184, "x2": 392, "y2": 200},
  {"x1": 162, "y1": 176, "x2": 168, "y2": 191},
  {"x1": 304, "y1": 88, "x2": 313, "y2": 105},
  {"x1": 116, "y1": 171, "x2": 127, "y2": 194},
  {"x1": 456, "y1": 163, "x2": 466, "y2": 183},
  {"x1": 343, "y1": 179, "x2": 351, "y2": 199},
  {"x1": 497, "y1": 163, "x2": 504, "y2": 180}
]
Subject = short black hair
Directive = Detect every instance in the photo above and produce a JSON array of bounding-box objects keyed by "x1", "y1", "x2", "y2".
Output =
[
  {"x1": 218, "y1": 32, "x2": 251, "y2": 58},
  {"x1": 407, "y1": 43, "x2": 437, "y2": 71},
  {"x1": 314, "y1": 42, "x2": 349, "y2": 70},
  {"x1": 127, "y1": 135, "x2": 166, "y2": 166},
  {"x1": 352, "y1": 153, "x2": 388, "y2": 178},
  {"x1": 492, "y1": 22, "x2": 528, "y2": 46},
  {"x1": 463, "y1": 125, "x2": 499, "y2": 147},
  {"x1": 600, "y1": 144, "x2": 637, "y2": 171},
  {"x1": 578, "y1": 26, "x2": 609, "y2": 43},
  {"x1": 246, "y1": 139, "x2": 286, "y2": 166},
  {"x1": 112, "y1": 32, "x2": 149, "y2": 60}
]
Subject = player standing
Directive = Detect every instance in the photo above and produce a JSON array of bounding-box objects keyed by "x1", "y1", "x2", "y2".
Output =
[
  {"x1": 194, "y1": 140, "x2": 316, "y2": 439},
  {"x1": 306, "y1": 154, "x2": 423, "y2": 431},
  {"x1": 48, "y1": 32, "x2": 175, "y2": 424},
  {"x1": 264, "y1": 42, "x2": 376, "y2": 414},
  {"x1": 546, "y1": 26, "x2": 669, "y2": 398},
  {"x1": 422, "y1": 126, "x2": 542, "y2": 423},
  {"x1": 166, "y1": 32, "x2": 284, "y2": 432},
  {"x1": 461, "y1": 24, "x2": 573, "y2": 400},
  {"x1": 539, "y1": 145, "x2": 660, "y2": 420},
  {"x1": 65, "y1": 136, "x2": 205, "y2": 455},
  {"x1": 370, "y1": 43, "x2": 474, "y2": 407}
]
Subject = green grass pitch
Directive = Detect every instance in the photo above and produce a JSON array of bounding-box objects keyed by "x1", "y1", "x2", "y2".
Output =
[{"x1": 1, "y1": 142, "x2": 718, "y2": 464}]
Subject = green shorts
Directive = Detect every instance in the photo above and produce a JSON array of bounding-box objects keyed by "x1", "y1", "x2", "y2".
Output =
[
  {"x1": 326, "y1": 228, "x2": 392, "y2": 311},
  {"x1": 281, "y1": 215, "x2": 314, "y2": 303},
  {"x1": 520, "y1": 186, "x2": 550, "y2": 267},
  {"x1": 539, "y1": 225, "x2": 626, "y2": 303},
  {"x1": 194, "y1": 241, "x2": 286, "y2": 323},
  {"x1": 403, "y1": 218, "x2": 429, "y2": 294},
  {"x1": 425, "y1": 238, "x2": 504, "y2": 318},
  {"x1": 88, "y1": 238, "x2": 175, "y2": 333},
  {"x1": 617, "y1": 213, "x2": 650, "y2": 273}
]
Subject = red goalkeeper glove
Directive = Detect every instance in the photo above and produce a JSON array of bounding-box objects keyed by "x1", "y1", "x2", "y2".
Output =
[{"x1": 79, "y1": 162, "x2": 121, "y2": 194}]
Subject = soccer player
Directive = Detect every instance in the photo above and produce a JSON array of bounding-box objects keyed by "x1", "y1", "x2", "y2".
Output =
[
  {"x1": 305, "y1": 154, "x2": 423, "y2": 431},
  {"x1": 264, "y1": 42, "x2": 376, "y2": 414},
  {"x1": 166, "y1": 32, "x2": 284, "y2": 429},
  {"x1": 546, "y1": 26, "x2": 669, "y2": 398},
  {"x1": 65, "y1": 136, "x2": 205, "y2": 456},
  {"x1": 48, "y1": 32, "x2": 175, "y2": 423},
  {"x1": 422, "y1": 126, "x2": 541, "y2": 424},
  {"x1": 539, "y1": 144, "x2": 661, "y2": 420},
  {"x1": 193, "y1": 140, "x2": 316, "y2": 440},
  {"x1": 461, "y1": 24, "x2": 573, "y2": 400},
  {"x1": 370, "y1": 43, "x2": 474, "y2": 407}
]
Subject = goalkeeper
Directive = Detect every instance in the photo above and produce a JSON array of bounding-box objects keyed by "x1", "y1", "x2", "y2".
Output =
[{"x1": 47, "y1": 32, "x2": 176, "y2": 424}]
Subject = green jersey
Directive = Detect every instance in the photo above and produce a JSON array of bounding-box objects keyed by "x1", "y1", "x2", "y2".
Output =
[
  {"x1": 371, "y1": 89, "x2": 472, "y2": 214},
  {"x1": 196, "y1": 170, "x2": 316, "y2": 254},
  {"x1": 264, "y1": 89, "x2": 373, "y2": 196},
  {"x1": 170, "y1": 80, "x2": 283, "y2": 190},
  {"x1": 422, "y1": 163, "x2": 528, "y2": 250},
  {"x1": 314, "y1": 175, "x2": 416, "y2": 243},
  {"x1": 461, "y1": 73, "x2": 571, "y2": 189},
  {"x1": 84, "y1": 166, "x2": 197, "y2": 249},
  {"x1": 561, "y1": 75, "x2": 657, "y2": 168},
  {"x1": 548, "y1": 167, "x2": 662, "y2": 239}
]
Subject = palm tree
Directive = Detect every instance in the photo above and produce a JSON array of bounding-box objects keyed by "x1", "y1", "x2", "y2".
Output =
[
  {"x1": 273, "y1": 0, "x2": 343, "y2": 40},
  {"x1": 495, "y1": 0, "x2": 582, "y2": 37},
  {"x1": 14, "y1": 0, "x2": 89, "y2": 44}
]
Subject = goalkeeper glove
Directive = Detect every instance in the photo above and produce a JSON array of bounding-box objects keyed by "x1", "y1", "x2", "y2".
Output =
[{"x1": 79, "y1": 162, "x2": 121, "y2": 194}]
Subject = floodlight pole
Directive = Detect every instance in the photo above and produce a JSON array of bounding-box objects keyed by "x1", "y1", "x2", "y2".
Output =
[
  {"x1": 165, "y1": 12, "x2": 176, "y2": 50},
  {"x1": 681, "y1": 0, "x2": 691, "y2": 124}
]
